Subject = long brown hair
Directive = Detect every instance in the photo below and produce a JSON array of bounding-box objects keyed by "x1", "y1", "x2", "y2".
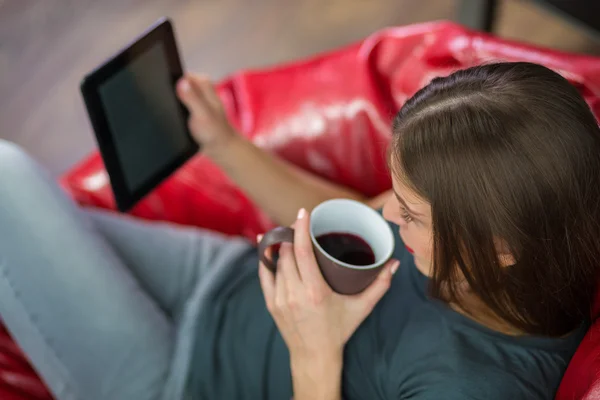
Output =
[{"x1": 391, "y1": 62, "x2": 600, "y2": 336}]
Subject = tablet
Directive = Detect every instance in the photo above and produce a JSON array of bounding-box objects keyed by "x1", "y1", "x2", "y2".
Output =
[{"x1": 80, "y1": 18, "x2": 199, "y2": 212}]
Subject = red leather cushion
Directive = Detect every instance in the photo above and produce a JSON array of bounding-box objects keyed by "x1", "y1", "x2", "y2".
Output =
[
  {"x1": 554, "y1": 293, "x2": 600, "y2": 400},
  {"x1": 2, "y1": 21, "x2": 600, "y2": 400},
  {"x1": 0, "y1": 326, "x2": 52, "y2": 400}
]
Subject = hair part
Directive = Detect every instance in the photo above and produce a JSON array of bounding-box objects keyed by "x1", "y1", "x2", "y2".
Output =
[{"x1": 392, "y1": 62, "x2": 600, "y2": 336}]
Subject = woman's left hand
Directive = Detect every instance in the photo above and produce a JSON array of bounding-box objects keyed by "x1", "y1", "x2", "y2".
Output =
[{"x1": 258, "y1": 208, "x2": 400, "y2": 362}]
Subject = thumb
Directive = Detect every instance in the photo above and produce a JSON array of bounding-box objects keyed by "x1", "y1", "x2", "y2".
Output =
[
  {"x1": 176, "y1": 77, "x2": 208, "y2": 118},
  {"x1": 355, "y1": 259, "x2": 399, "y2": 312},
  {"x1": 190, "y1": 74, "x2": 223, "y2": 109}
]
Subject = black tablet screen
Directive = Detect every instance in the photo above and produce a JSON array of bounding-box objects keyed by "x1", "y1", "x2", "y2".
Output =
[{"x1": 98, "y1": 42, "x2": 190, "y2": 192}]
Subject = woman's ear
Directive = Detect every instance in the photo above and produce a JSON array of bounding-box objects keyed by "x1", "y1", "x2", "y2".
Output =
[
  {"x1": 498, "y1": 253, "x2": 516, "y2": 267},
  {"x1": 494, "y1": 238, "x2": 516, "y2": 267}
]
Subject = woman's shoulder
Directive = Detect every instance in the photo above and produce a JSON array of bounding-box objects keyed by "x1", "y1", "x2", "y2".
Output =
[
  {"x1": 345, "y1": 318, "x2": 563, "y2": 400},
  {"x1": 350, "y1": 281, "x2": 577, "y2": 400},
  {"x1": 396, "y1": 374, "x2": 545, "y2": 400},
  {"x1": 383, "y1": 319, "x2": 577, "y2": 400}
]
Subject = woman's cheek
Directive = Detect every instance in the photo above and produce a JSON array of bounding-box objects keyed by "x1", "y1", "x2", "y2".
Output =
[
  {"x1": 399, "y1": 227, "x2": 417, "y2": 256},
  {"x1": 419, "y1": 233, "x2": 434, "y2": 262},
  {"x1": 406, "y1": 227, "x2": 427, "y2": 257}
]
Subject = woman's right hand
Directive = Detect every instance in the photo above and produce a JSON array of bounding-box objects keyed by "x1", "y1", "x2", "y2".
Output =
[{"x1": 176, "y1": 74, "x2": 238, "y2": 157}]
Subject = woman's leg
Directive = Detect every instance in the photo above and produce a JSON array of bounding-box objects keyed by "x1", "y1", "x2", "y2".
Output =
[
  {"x1": 86, "y1": 209, "x2": 252, "y2": 322},
  {"x1": 0, "y1": 141, "x2": 174, "y2": 400},
  {"x1": 84, "y1": 205, "x2": 254, "y2": 400}
]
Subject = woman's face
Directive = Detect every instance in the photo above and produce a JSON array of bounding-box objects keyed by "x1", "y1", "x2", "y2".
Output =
[{"x1": 382, "y1": 175, "x2": 434, "y2": 277}]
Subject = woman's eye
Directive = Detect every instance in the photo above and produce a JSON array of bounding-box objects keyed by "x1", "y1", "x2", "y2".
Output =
[{"x1": 400, "y1": 208, "x2": 413, "y2": 223}]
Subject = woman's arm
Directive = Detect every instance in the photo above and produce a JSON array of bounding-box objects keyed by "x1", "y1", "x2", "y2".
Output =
[
  {"x1": 290, "y1": 352, "x2": 343, "y2": 400},
  {"x1": 210, "y1": 136, "x2": 372, "y2": 226},
  {"x1": 177, "y1": 74, "x2": 390, "y2": 226},
  {"x1": 258, "y1": 210, "x2": 398, "y2": 400}
]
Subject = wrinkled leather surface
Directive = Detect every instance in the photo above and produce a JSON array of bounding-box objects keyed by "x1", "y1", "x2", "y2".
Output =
[{"x1": 2, "y1": 21, "x2": 600, "y2": 400}]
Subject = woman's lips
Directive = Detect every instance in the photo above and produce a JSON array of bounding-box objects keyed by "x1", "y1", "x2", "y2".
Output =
[{"x1": 405, "y1": 245, "x2": 415, "y2": 254}]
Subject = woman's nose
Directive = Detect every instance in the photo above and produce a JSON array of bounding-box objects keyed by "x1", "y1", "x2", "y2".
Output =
[{"x1": 382, "y1": 199, "x2": 405, "y2": 227}]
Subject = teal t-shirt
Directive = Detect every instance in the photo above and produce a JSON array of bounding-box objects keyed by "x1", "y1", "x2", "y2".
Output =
[{"x1": 186, "y1": 216, "x2": 586, "y2": 399}]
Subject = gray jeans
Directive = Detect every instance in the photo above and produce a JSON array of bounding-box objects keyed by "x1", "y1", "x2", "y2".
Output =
[{"x1": 0, "y1": 140, "x2": 253, "y2": 400}]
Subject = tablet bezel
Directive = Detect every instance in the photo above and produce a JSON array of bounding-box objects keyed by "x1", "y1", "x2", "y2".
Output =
[{"x1": 80, "y1": 17, "x2": 199, "y2": 212}]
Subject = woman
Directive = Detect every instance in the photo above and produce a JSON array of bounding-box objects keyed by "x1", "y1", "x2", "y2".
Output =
[{"x1": 0, "y1": 62, "x2": 598, "y2": 400}]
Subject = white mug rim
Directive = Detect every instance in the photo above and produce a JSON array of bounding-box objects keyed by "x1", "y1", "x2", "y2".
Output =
[{"x1": 309, "y1": 199, "x2": 395, "y2": 270}]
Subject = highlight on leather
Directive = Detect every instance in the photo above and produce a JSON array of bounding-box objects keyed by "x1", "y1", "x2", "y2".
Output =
[{"x1": 2, "y1": 21, "x2": 600, "y2": 400}]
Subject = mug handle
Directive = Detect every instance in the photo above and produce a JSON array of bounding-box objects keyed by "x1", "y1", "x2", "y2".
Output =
[{"x1": 258, "y1": 226, "x2": 295, "y2": 272}]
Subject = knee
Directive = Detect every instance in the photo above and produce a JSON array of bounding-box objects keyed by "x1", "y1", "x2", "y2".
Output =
[
  {"x1": 0, "y1": 140, "x2": 33, "y2": 166},
  {"x1": 0, "y1": 140, "x2": 39, "y2": 182}
]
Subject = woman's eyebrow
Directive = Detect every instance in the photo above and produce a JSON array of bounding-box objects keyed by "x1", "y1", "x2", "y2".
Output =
[{"x1": 393, "y1": 190, "x2": 424, "y2": 217}]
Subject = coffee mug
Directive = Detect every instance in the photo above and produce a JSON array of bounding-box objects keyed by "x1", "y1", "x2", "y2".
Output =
[{"x1": 258, "y1": 199, "x2": 395, "y2": 295}]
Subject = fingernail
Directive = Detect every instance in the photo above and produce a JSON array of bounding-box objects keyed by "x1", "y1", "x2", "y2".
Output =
[
  {"x1": 390, "y1": 260, "x2": 400, "y2": 275},
  {"x1": 297, "y1": 208, "x2": 306, "y2": 220},
  {"x1": 179, "y1": 79, "x2": 191, "y2": 92}
]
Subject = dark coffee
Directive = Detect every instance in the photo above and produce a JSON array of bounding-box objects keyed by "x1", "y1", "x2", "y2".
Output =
[{"x1": 315, "y1": 232, "x2": 375, "y2": 266}]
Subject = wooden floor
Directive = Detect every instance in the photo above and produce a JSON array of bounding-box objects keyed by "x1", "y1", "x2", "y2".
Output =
[{"x1": 1, "y1": 0, "x2": 599, "y2": 176}]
